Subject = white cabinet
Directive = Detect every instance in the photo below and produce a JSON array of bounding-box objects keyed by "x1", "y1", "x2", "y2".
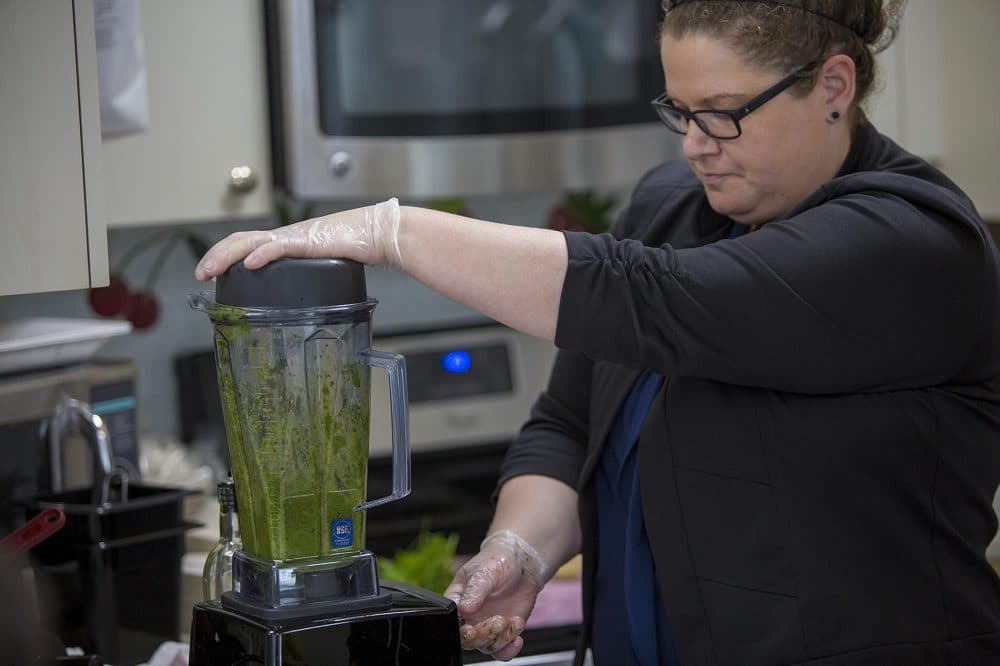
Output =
[
  {"x1": 0, "y1": 0, "x2": 108, "y2": 297},
  {"x1": 101, "y1": 0, "x2": 272, "y2": 228}
]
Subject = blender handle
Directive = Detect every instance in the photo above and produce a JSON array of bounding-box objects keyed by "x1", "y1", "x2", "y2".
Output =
[{"x1": 357, "y1": 349, "x2": 411, "y2": 510}]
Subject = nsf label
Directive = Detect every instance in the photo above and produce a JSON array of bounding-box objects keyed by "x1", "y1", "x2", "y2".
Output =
[{"x1": 331, "y1": 519, "x2": 353, "y2": 548}]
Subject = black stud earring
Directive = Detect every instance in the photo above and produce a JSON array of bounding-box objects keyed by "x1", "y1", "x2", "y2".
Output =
[{"x1": 831, "y1": 110, "x2": 841, "y2": 120}]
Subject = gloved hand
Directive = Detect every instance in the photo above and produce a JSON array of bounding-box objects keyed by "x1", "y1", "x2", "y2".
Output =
[
  {"x1": 194, "y1": 197, "x2": 402, "y2": 281},
  {"x1": 444, "y1": 530, "x2": 549, "y2": 661}
]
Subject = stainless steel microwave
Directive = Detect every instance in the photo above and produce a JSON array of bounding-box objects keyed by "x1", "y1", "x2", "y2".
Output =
[{"x1": 265, "y1": 0, "x2": 676, "y2": 200}]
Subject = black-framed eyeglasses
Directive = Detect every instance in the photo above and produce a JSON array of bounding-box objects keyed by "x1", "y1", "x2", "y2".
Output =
[{"x1": 651, "y1": 63, "x2": 815, "y2": 140}]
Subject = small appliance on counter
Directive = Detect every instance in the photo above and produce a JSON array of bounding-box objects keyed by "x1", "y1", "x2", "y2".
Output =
[
  {"x1": 266, "y1": 0, "x2": 673, "y2": 200},
  {"x1": 0, "y1": 317, "x2": 138, "y2": 532},
  {"x1": 0, "y1": 360, "x2": 141, "y2": 530},
  {"x1": 188, "y1": 258, "x2": 461, "y2": 665},
  {"x1": 178, "y1": 315, "x2": 581, "y2": 662}
]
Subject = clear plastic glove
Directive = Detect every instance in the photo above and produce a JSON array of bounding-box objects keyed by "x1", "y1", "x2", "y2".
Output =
[
  {"x1": 194, "y1": 197, "x2": 402, "y2": 281},
  {"x1": 444, "y1": 530, "x2": 549, "y2": 661}
]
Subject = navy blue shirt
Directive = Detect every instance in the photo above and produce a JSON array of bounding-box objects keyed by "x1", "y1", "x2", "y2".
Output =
[{"x1": 590, "y1": 369, "x2": 678, "y2": 666}]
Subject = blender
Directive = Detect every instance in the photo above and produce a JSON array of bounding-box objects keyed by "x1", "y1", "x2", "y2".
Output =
[{"x1": 187, "y1": 259, "x2": 461, "y2": 665}]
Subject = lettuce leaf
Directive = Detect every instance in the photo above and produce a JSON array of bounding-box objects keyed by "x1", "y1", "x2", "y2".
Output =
[{"x1": 377, "y1": 529, "x2": 459, "y2": 594}]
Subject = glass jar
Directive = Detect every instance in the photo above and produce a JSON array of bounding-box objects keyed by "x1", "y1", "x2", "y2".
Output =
[{"x1": 202, "y1": 478, "x2": 241, "y2": 601}]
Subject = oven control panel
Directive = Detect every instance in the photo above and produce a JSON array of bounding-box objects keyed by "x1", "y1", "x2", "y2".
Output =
[
  {"x1": 369, "y1": 324, "x2": 557, "y2": 455},
  {"x1": 404, "y1": 342, "x2": 513, "y2": 404}
]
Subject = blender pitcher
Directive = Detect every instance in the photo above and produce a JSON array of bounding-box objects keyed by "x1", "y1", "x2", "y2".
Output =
[{"x1": 189, "y1": 258, "x2": 409, "y2": 619}]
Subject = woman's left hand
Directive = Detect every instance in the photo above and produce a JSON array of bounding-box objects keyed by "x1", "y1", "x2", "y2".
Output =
[
  {"x1": 444, "y1": 530, "x2": 547, "y2": 660},
  {"x1": 194, "y1": 198, "x2": 402, "y2": 280}
]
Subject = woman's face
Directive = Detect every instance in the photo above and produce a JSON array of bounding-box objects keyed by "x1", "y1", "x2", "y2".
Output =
[{"x1": 660, "y1": 34, "x2": 844, "y2": 225}]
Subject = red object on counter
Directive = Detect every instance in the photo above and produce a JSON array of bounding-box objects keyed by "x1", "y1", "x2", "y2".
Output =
[{"x1": 0, "y1": 508, "x2": 66, "y2": 554}]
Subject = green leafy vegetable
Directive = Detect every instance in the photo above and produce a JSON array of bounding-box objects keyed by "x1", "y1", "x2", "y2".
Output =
[{"x1": 377, "y1": 529, "x2": 459, "y2": 594}]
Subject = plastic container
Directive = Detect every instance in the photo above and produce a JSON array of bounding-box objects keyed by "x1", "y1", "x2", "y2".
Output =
[
  {"x1": 189, "y1": 258, "x2": 412, "y2": 617},
  {"x1": 33, "y1": 526, "x2": 195, "y2": 665},
  {"x1": 27, "y1": 483, "x2": 197, "y2": 543},
  {"x1": 24, "y1": 484, "x2": 199, "y2": 665},
  {"x1": 188, "y1": 258, "x2": 410, "y2": 564}
]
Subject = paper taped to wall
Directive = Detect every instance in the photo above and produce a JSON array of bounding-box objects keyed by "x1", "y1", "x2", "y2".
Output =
[{"x1": 95, "y1": 0, "x2": 151, "y2": 138}]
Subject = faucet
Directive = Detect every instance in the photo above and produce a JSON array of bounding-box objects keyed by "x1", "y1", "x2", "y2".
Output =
[{"x1": 47, "y1": 398, "x2": 117, "y2": 507}]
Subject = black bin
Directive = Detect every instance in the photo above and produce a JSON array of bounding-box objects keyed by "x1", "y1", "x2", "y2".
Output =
[{"x1": 25, "y1": 484, "x2": 199, "y2": 665}]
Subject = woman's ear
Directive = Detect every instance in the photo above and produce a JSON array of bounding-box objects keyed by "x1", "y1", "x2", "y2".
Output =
[{"x1": 819, "y1": 53, "x2": 856, "y2": 117}]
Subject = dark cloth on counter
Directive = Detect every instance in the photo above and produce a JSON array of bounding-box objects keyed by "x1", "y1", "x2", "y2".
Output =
[{"x1": 499, "y1": 121, "x2": 1000, "y2": 665}]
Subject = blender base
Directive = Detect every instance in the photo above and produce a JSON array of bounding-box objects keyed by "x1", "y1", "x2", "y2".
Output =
[
  {"x1": 189, "y1": 581, "x2": 462, "y2": 666},
  {"x1": 227, "y1": 549, "x2": 392, "y2": 621},
  {"x1": 221, "y1": 588, "x2": 392, "y2": 622}
]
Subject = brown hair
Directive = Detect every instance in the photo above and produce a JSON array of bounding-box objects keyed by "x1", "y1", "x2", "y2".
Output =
[{"x1": 661, "y1": 0, "x2": 906, "y2": 123}]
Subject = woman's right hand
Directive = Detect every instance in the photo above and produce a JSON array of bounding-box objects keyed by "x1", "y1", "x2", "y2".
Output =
[
  {"x1": 444, "y1": 530, "x2": 549, "y2": 661},
  {"x1": 194, "y1": 197, "x2": 402, "y2": 280}
]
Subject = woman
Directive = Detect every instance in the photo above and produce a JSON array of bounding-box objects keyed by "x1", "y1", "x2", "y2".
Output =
[{"x1": 196, "y1": 0, "x2": 1000, "y2": 663}]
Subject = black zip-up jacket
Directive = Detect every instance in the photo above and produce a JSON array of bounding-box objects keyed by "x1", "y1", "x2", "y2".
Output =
[{"x1": 500, "y1": 122, "x2": 1000, "y2": 665}]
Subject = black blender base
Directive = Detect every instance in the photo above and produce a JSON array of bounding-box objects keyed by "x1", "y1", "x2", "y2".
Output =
[
  {"x1": 189, "y1": 581, "x2": 462, "y2": 666},
  {"x1": 221, "y1": 588, "x2": 393, "y2": 622}
]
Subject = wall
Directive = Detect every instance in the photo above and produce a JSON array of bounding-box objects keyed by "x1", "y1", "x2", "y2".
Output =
[
  {"x1": 937, "y1": 0, "x2": 1000, "y2": 221},
  {"x1": 0, "y1": 191, "x2": 582, "y2": 440}
]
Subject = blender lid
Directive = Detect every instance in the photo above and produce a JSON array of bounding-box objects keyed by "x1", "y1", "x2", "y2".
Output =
[{"x1": 215, "y1": 258, "x2": 368, "y2": 308}]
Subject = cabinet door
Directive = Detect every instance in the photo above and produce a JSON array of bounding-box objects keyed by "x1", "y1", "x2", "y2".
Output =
[
  {"x1": 101, "y1": 0, "x2": 272, "y2": 228},
  {"x1": 0, "y1": 0, "x2": 108, "y2": 297}
]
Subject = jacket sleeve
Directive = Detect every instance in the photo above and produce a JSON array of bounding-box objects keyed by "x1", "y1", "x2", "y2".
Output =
[{"x1": 555, "y1": 180, "x2": 995, "y2": 394}]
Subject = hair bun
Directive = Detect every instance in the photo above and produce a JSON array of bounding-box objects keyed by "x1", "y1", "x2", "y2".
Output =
[{"x1": 868, "y1": 0, "x2": 906, "y2": 54}]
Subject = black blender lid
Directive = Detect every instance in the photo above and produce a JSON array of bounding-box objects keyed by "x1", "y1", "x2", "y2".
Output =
[{"x1": 215, "y1": 258, "x2": 368, "y2": 308}]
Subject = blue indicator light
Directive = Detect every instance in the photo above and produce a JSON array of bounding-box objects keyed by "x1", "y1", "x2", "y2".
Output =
[{"x1": 441, "y1": 350, "x2": 471, "y2": 373}]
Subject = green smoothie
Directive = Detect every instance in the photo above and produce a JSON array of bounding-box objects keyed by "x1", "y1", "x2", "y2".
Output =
[{"x1": 214, "y1": 323, "x2": 370, "y2": 562}]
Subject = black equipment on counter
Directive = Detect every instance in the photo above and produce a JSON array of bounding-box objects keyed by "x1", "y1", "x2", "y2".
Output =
[
  {"x1": 190, "y1": 581, "x2": 461, "y2": 665},
  {"x1": 25, "y1": 483, "x2": 199, "y2": 665}
]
